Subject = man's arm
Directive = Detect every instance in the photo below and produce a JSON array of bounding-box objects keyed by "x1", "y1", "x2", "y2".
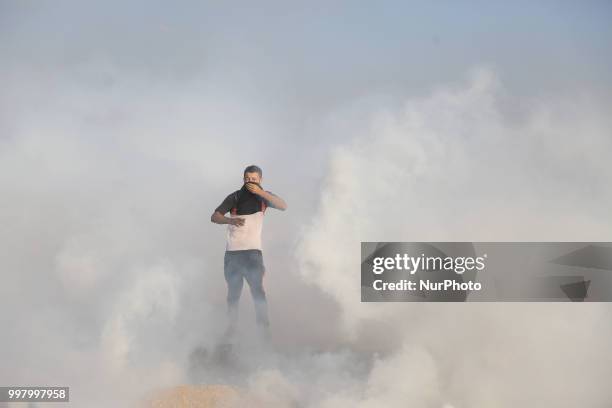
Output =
[
  {"x1": 261, "y1": 191, "x2": 287, "y2": 211},
  {"x1": 211, "y1": 192, "x2": 245, "y2": 226},
  {"x1": 211, "y1": 211, "x2": 244, "y2": 226}
]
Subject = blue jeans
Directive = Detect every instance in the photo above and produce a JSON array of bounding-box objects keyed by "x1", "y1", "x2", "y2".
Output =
[{"x1": 223, "y1": 250, "x2": 270, "y2": 340}]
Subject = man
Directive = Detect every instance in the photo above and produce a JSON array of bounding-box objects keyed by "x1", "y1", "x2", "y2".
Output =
[{"x1": 211, "y1": 165, "x2": 287, "y2": 346}]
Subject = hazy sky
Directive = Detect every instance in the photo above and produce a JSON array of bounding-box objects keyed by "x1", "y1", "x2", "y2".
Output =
[{"x1": 2, "y1": 1, "x2": 611, "y2": 95}]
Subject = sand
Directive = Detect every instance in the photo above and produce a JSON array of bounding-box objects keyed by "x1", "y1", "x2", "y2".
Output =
[{"x1": 141, "y1": 384, "x2": 257, "y2": 408}]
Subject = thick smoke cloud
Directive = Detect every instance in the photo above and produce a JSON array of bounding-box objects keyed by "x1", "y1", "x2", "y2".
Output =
[
  {"x1": 2, "y1": 63, "x2": 611, "y2": 408},
  {"x1": 295, "y1": 68, "x2": 612, "y2": 407}
]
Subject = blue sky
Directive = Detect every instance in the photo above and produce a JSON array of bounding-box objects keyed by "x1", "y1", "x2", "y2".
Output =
[{"x1": 2, "y1": 0, "x2": 610, "y2": 101}]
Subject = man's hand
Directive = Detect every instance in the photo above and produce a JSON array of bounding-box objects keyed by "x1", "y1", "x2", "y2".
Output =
[
  {"x1": 229, "y1": 217, "x2": 245, "y2": 227},
  {"x1": 245, "y1": 182, "x2": 264, "y2": 196},
  {"x1": 245, "y1": 182, "x2": 287, "y2": 211}
]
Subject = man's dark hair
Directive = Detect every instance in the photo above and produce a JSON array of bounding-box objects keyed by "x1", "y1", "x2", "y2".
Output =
[{"x1": 244, "y1": 165, "x2": 262, "y2": 177}]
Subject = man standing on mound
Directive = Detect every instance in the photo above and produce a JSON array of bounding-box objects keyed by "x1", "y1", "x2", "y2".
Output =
[{"x1": 211, "y1": 165, "x2": 287, "y2": 347}]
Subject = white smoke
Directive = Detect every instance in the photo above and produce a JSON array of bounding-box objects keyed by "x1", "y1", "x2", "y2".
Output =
[
  {"x1": 0, "y1": 64, "x2": 276, "y2": 406},
  {"x1": 290, "y1": 67, "x2": 612, "y2": 407}
]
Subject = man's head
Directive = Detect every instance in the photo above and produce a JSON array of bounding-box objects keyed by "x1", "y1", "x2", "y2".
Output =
[{"x1": 243, "y1": 164, "x2": 262, "y2": 185}]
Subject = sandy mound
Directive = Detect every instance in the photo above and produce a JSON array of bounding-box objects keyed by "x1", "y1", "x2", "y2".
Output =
[{"x1": 142, "y1": 384, "x2": 256, "y2": 408}]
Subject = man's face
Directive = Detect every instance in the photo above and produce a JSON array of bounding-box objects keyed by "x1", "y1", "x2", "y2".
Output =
[{"x1": 243, "y1": 172, "x2": 261, "y2": 185}]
